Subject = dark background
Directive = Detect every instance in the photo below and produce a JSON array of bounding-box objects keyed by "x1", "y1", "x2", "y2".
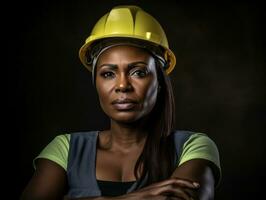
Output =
[{"x1": 5, "y1": 0, "x2": 265, "y2": 199}]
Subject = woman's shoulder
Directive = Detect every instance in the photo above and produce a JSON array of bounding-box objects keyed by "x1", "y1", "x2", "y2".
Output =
[
  {"x1": 68, "y1": 130, "x2": 99, "y2": 138},
  {"x1": 172, "y1": 130, "x2": 219, "y2": 157},
  {"x1": 173, "y1": 130, "x2": 221, "y2": 185},
  {"x1": 172, "y1": 130, "x2": 207, "y2": 137},
  {"x1": 172, "y1": 130, "x2": 220, "y2": 168},
  {"x1": 171, "y1": 130, "x2": 208, "y2": 147},
  {"x1": 172, "y1": 130, "x2": 215, "y2": 148},
  {"x1": 34, "y1": 131, "x2": 99, "y2": 170},
  {"x1": 54, "y1": 130, "x2": 99, "y2": 141}
]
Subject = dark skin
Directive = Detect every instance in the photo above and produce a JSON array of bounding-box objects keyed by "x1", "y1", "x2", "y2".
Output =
[{"x1": 21, "y1": 46, "x2": 215, "y2": 200}]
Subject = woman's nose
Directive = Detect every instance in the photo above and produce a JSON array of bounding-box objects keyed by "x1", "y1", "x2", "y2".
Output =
[{"x1": 115, "y1": 75, "x2": 133, "y2": 93}]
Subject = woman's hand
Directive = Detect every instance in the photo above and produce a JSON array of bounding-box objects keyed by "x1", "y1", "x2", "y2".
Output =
[
  {"x1": 66, "y1": 178, "x2": 199, "y2": 200},
  {"x1": 119, "y1": 177, "x2": 200, "y2": 200}
]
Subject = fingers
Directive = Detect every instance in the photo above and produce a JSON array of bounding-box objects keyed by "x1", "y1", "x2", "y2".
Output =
[
  {"x1": 150, "y1": 177, "x2": 199, "y2": 189},
  {"x1": 172, "y1": 178, "x2": 200, "y2": 189},
  {"x1": 148, "y1": 178, "x2": 199, "y2": 200},
  {"x1": 133, "y1": 178, "x2": 199, "y2": 200},
  {"x1": 156, "y1": 184, "x2": 192, "y2": 200}
]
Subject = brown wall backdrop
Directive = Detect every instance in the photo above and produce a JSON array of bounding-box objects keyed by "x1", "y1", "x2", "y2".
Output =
[{"x1": 6, "y1": 1, "x2": 265, "y2": 199}]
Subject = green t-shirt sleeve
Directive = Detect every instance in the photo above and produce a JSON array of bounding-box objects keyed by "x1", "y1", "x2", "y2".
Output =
[
  {"x1": 178, "y1": 133, "x2": 221, "y2": 186},
  {"x1": 33, "y1": 134, "x2": 70, "y2": 171}
]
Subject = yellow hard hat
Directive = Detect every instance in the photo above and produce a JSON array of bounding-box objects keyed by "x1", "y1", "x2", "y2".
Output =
[{"x1": 79, "y1": 5, "x2": 176, "y2": 74}]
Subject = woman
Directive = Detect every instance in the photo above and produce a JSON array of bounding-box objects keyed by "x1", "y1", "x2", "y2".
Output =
[{"x1": 21, "y1": 5, "x2": 221, "y2": 200}]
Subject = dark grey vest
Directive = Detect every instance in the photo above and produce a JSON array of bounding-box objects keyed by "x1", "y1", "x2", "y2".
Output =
[{"x1": 67, "y1": 130, "x2": 194, "y2": 198}]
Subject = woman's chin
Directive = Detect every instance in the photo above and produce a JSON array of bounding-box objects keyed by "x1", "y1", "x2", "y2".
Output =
[{"x1": 110, "y1": 112, "x2": 143, "y2": 124}]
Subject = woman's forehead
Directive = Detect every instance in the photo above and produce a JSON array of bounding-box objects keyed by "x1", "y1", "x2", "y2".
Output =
[{"x1": 97, "y1": 45, "x2": 153, "y2": 62}]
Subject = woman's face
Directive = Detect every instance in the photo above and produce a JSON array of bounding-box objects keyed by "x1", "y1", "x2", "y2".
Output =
[{"x1": 95, "y1": 45, "x2": 159, "y2": 123}]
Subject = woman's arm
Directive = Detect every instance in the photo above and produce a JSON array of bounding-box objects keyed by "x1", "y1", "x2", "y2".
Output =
[
  {"x1": 170, "y1": 158, "x2": 216, "y2": 200},
  {"x1": 20, "y1": 159, "x2": 211, "y2": 200},
  {"x1": 21, "y1": 159, "x2": 194, "y2": 200},
  {"x1": 20, "y1": 159, "x2": 68, "y2": 200},
  {"x1": 67, "y1": 178, "x2": 199, "y2": 200}
]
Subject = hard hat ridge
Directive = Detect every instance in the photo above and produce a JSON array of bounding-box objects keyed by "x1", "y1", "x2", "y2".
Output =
[{"x1": 79, "y1": 5, "x2": 176, "y2": 74}]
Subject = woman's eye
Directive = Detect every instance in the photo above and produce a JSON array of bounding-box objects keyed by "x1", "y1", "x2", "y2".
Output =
[
  {"x1": 131, "y1": 69, "x2": 148, "y2": 77},
  {"x1": 100, "y1": 71, "x2": 115, "y2": 78}
]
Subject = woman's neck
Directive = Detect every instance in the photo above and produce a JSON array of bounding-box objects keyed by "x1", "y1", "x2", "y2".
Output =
[{"x1": 100, "y1": 120, "x2": 148, "y2": 153}]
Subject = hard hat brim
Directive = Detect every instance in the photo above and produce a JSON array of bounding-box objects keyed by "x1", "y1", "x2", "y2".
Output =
[{"x1": 79, "y1": 35, "x2": 176, "y2": 75}]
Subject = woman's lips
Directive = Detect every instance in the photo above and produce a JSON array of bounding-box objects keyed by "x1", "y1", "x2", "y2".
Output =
[
  {"x1": 112, "y1": 102, "x2": 137, "y2": 110},
  {"x1": 111, "y1": 99, "x2": 138, "y2": 111}
]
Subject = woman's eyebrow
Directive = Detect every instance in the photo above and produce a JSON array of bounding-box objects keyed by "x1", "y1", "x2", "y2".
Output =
[
  {"x1": 98, "y1": 62, "x2": 147, "y2": 70},
  {"x1": 98, "y1": 64, "x2": 118, "y2": 70},
  {"x1": 128, "y1": 61, "x2": 148, "y2": 69}
]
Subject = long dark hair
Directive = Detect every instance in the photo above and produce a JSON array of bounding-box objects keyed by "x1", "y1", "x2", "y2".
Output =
[{"x1": 134, "y1": 59, "x2": 176, "y2": 187}]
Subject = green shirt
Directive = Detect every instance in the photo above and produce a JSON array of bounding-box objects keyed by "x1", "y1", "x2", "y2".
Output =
[{"x1": 34, "y1": 132, "x2": 221, "y2": 184}]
